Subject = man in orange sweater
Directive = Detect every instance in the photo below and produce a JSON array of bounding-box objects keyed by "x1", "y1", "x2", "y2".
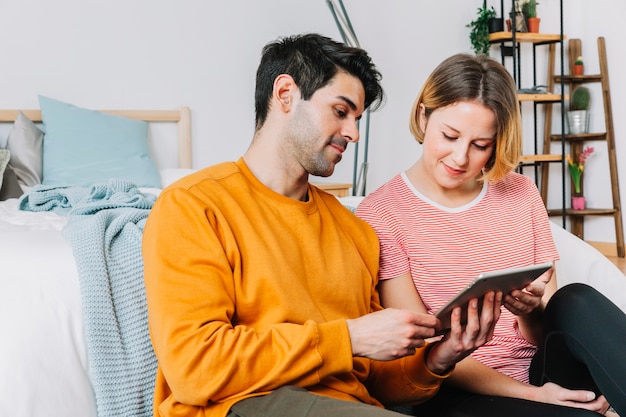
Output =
[{"x1": 142, "y1": 33, "x2": 501, "y2": 417}]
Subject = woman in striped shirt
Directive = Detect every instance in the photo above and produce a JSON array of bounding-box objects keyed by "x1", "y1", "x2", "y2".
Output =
[{"x1": 356, "y1": 53, "x2": 625, "y2": 417}]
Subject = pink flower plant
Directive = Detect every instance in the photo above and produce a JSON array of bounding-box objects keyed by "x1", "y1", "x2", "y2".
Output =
[{"x1": 566, "y1": 146, "x2": 595, "y2": 194}]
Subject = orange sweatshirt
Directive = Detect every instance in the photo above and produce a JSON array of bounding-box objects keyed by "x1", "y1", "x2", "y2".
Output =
[{"x1": 142, "y1": 159, "x2": 448, "y2": 417}]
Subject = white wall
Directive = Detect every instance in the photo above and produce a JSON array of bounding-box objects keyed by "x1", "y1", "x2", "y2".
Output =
[{"x1": 1, "y1": 0, "x2": 624, "y2": 245}]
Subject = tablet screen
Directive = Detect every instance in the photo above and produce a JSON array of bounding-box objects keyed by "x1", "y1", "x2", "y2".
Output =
[{"x1": 434, "y1": 261, "x2": 553, "y2": 332}]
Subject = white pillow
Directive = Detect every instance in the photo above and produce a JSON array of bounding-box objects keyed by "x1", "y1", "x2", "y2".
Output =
[
  {"x1": 159, "y1": 168, "x2": 198, "y2": 188},
  {"x1": 0, "y1": 149, "x2": 10, "y2": 190},
  {"x1": 6, "y1": 111, "x2": 44, "y2": 187}
]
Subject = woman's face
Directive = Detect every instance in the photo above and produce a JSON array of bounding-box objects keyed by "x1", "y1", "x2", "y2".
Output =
[{"x1": 419, "y1": 100, "x2": 497, "y2": 190}]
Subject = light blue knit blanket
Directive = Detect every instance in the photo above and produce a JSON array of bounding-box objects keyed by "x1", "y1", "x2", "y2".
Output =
[
  {"x1": 19, "y1": 179, "x2": 154, "y2": 215},
  {"x1": 21, "y1": 179, "x2": 158, "y2": 417}
]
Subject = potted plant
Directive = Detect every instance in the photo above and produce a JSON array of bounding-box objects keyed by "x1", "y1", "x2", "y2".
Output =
[
  {"x1": 566, "y1": 146, "x2": 595, "y2": 209},
  {"x1": 467, "y1": 5, "x2": 497, "y2": 56},
  {"x1": 573, "y1": 56, "x2": 584, "y2": 76},
  {"x1": 508, "y1": 0, "x2": 527, "y2": 32},
  {"x1": 568, "y1": 86, "x2": 591, "y2": 134},
  {"x1": 521, "y1": 0, "x2": 540, "y2": 33},
  {"x1": 489, "y1": 15, "x2": 504, "y2": 33}
]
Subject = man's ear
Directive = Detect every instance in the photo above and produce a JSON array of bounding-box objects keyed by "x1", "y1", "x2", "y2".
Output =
[{"x1": 273, "y1": 74, "x2": 296, "y2": 111}]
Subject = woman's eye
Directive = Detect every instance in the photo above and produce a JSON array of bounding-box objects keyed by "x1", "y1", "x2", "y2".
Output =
[
  {"x1": 443, "y1": 133, "x2": 457, "y2": 141},
  {"x1": 473, "y1": 143, "x2": 490, "y2": 151}
]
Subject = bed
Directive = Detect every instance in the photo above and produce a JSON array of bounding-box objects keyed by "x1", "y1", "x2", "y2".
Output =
[{"x1": 0, "y1": 97, "x2": 194, "y2": 417}]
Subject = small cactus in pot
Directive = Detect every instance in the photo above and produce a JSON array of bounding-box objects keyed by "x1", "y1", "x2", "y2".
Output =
[
  {"x1": 568, "y1": 86, "x2": 591, "y2": 134},
  {"x1": 573, "y1": 56, "x2": 584, "y2": 76},
  {"x1": 570, "y1": 86, "x2": 590, "y2": 110}
]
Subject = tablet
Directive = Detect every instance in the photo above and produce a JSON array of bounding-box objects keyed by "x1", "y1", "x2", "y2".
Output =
[{"x1": 434, "y1": 262, "x2": 553, "y2": 332}]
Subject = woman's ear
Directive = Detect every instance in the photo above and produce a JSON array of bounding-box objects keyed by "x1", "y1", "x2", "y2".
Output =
[
  {"x1": 419, "y1": 103, "x2": 427, "y2": 131},
  {"x1": 486, "y1": 144, "x2": 497, "y2": 170}
]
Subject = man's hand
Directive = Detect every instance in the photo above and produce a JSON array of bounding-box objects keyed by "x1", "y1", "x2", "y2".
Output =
[
  {"x1": 346, "y1": 308, "x2": 438, "y2": 361},
  {"x1": 346, "y1": 290, "x2": 502, "y2": 373}
]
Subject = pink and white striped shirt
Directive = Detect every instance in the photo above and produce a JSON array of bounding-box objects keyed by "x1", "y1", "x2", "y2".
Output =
[{"x1": 356, "y1": 171, "x2": 559, "y2": 383}]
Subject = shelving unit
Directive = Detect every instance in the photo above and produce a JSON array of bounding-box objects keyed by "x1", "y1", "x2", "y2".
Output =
[
  {"x1": 489, "y1": 1, "x2": 566, "y2": 220},
  {"x1": 547, "y1": 37, "x2": 624, "y2": 257},
  {"x1": 489, "y1": 1, "x2": 624, "y2": 258}
]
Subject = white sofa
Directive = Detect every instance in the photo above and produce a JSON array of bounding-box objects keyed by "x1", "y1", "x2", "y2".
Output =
[{"x1": 550, "y1": 221, "x2": 626, "y2": 312}]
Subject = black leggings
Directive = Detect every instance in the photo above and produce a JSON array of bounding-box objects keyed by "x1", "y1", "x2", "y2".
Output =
[{"x1": 391, "y1": 283, "x2": 626, "y2": 417}]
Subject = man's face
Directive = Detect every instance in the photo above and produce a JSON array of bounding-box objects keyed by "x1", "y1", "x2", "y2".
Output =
[{"x1": 285, "y1": 71, "x2": 365, "y2": 177}]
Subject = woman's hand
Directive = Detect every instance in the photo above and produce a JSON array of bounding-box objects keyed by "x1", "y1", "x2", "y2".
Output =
[
  {"x1": 425, "y1": 291, "x2": 502, "y2": 374},
  {"x1": 504, "y1": 267, "x2": 553, "y2": 316},
  {"x1": 531, "y1": 382, "x2": 610, "y2": 414}
]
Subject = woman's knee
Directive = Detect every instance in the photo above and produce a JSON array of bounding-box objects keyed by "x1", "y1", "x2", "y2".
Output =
[
  {"x1": 545, "y1": 283, "x2": 622, "y2": 336},
  {"x1": 547, "y1": 283, "x2": 600, "y2": 314}
]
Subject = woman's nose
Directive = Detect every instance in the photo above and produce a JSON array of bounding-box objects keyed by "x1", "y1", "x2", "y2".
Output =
[{"x1": 451, "y1": 143, "x2": 470, "y2": 166}]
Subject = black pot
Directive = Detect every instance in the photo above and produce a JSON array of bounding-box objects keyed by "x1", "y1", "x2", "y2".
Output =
[{"x1": 488, "y1": 17, "x2": 504, "y2": 33}]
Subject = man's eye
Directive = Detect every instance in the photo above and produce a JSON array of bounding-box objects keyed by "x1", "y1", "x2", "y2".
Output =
[{"x1": 336, "y1": 108, "x2": 347, "y2": 118}]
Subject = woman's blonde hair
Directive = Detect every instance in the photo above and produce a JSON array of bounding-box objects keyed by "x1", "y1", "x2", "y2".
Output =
[{"x1": 409, "y1": 53, "x2": 522, "y2": 183}]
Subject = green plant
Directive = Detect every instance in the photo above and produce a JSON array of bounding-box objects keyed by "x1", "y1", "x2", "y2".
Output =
[
  {"x1": 575, "y1": 56, "x2": 584, "y2": 66},
  {"x1": 566, "y1": 146, "x2": 595, "y2": 194},
  {"x1": 467, "y1": 5, "x2": 496, "y2": 56},
  {"x1": 521, "y1": 0, "x2": 538, "y2": 19},
  {"x1": 570, "y1": 86, "x2": 591, "y2": 111}
]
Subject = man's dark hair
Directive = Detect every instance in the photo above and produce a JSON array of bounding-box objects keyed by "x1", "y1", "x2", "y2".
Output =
[{"x1": 254, "y1": 33, "x2": 384, "y2": 130}]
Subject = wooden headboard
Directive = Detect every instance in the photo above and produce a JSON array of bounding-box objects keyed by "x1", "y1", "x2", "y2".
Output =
[{"x1": 0, "y1": 107, "x2": 192, "y2": 169}]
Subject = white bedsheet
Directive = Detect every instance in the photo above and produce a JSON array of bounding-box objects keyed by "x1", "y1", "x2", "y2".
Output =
[
  {"x1": 0, "y1": 199, "x2": 96, "y2": 417},
  {"x1": 0, "y1": 197, "x2": 68, "y2": 231},
  {"x1": 0, "y1": 171, "x2": 193, "y2": 417}
]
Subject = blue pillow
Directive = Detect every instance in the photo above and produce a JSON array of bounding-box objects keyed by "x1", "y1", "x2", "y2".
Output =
[{"x1": 39, "y1": 96, "x2": 162, "y2": 188}]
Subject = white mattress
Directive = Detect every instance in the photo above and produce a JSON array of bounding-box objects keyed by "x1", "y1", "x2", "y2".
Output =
[
  {"x1": 0, "y1": 169, "x2": 194, "y2": 417},
  {"x1": 0, "y1": 198, "x2": 96, "y2": 417}
]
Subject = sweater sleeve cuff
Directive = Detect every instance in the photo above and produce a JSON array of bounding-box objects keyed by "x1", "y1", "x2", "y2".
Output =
[{"x1": 315, "y1": 319, "x2": 354, "y2": 373}]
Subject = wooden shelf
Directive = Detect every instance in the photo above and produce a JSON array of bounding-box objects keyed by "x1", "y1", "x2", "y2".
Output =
[
  {"x1": 492, "y1": 22, "x2": 568, "y2": 219},
  {"x1": 517, "y1": 93, "x2": 563, "y2": 103},
  {"x1": 548, "y1": 208, "x2": 618, "y2": 217},
  {"x1": 553, "y1": 37, "x2": 624, "y2": 257},
  {"x1": 520, "y1": 154, "x2": 562, "y2": 164},
  {"x1": 549, "y1": 132, "x2": 607, "y2": 142},
  {"x1": 489, "y1": 32, "x2": 564, "y2": 44},
  {"x1": 555, "y1": 74, "x2": 603, "y2": 83}
]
